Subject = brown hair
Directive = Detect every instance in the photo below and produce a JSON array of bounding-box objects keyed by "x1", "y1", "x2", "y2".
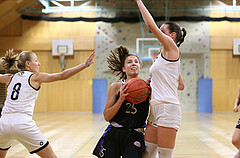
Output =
[
  {"x1": 106, "y1": 45, "x2": 141, "y2": 80},
  {"x1": 165, "y1": 22, "x2": 187, "y2": 47},
  {"x1": 0, "y1": 49, "x2": 34, "y2": 70}
]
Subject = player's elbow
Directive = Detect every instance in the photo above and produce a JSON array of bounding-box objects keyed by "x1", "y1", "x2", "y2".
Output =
[
  {"x1": 58, "y1": 73, "x2": 68, "y2": 80},
  {"x1": 104, "y1": 115, "x2": 110, "y2": 122},
  {"x1": 104, "y1": 117, "x2": 110, "y2": 122},
  {"x1": 103, "y1": 111, "x2": 111, "y2": 122},
  {"x1": 61, "y1": 76, "x2": 68, "y2": 80}
]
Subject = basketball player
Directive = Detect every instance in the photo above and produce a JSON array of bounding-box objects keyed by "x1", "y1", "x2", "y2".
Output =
[
  {"x1": 92, "y1": 46, "x2": 149, "y2": 158},
  {"x1": 136, "y1": 0, "x2": 186, "y2": 158},
  {"x1": 0, "y1": 49, "x2": 95, "y2": 158},
  {"x1": 232, "y1": 85, "x2": 240, "y2": 158}
]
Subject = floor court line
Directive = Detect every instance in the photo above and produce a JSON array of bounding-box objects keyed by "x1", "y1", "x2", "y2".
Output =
[
  {"x1": 70, "y1": 136, "x2": 95, "y2": 158},
  {"x1": 193, "y1": 131, "x2": 235, "y2": 157}
]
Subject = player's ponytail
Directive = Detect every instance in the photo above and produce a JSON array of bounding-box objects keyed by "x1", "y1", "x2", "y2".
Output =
[
  {"x1": 0, "y1": 49, "x2": 18, "y2": 70},
  {"x1": 177, "y1": 27, "x2": 187, "y2": 47},
  {"x1": 0, "y1": 50, "x2": 35, "y2": 71},
  {"x1": 165, "y1": 22, "x2": 187, "y2": 47},
  {"x1": 107, "y1": 45, "x2": 140, "y2": 80}
]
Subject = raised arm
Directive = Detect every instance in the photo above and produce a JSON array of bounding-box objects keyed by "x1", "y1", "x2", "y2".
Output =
[
  {"x1": 32, "y1": 51, "x2": 95, "y2": 85},
  {"x1": 233, "y1": 85, "x2": 240, "y2": 112},
  {"x1": 103, "y1": 83, "x2": 128, "y2": 122},
  {"x1": 135, "y1": 0, "x2": 177, "y2": 51}
]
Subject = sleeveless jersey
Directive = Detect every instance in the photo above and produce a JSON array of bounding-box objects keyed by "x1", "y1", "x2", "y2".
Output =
[
  {"x1": 2, "y1": 71, "x2": 40, "y2": 117},
  {"x1": 149, "y1": 53, "x2": 180, "y2": 105},
  {"x1": 110, "y1": 91, "x2": 149, "y2": 129}
]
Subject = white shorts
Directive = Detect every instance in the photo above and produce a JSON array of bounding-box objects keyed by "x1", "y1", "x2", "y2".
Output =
[
  {"x1": 147, "y1": 99, "x2": 181, "y2": 130},
  {"x1": 0, "y1": 114, "x2": 48, "y2": 154}
]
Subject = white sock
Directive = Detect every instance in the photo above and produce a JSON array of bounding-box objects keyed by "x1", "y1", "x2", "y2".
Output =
[
  {"x1": 143, "y1": 141, "x2": 158, "y2": 158},
  {"x1": 157, "y1": 147, "x2": 173, "y2": 158}
]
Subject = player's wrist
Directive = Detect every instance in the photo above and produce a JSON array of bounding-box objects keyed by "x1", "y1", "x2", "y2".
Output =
[
  {"x1": 118, "y1": 97, "x2": 125, "y2": 104},
  {"x1": 85, "y1": 60, "x2": 89, "y2": 67}
]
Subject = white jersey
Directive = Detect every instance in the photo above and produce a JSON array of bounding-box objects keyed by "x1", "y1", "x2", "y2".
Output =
[
  {"x1": 2, "y1": 71, "x2": 39, "y2": 117},
  {"x1": 149, "y1": 53, "x2": 180, "y2": 105}
]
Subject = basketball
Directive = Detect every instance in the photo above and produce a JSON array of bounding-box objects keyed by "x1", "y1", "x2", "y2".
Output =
[{"x1": 125, "y1": 78, "x2": 150, "y2": 104}]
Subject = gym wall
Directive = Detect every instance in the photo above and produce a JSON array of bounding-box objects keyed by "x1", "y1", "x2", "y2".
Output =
[
  {"x1": 210, "y1": 11, "x2": 240, "y2": 111},
  {"x1": 1, "y1": 11, "x2": 240, "y2": 112},
  {"x1": 0, "y1": 12, "x2": 95, "y2": 112}
]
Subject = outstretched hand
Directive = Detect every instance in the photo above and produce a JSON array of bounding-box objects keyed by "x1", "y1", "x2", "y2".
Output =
[{"x1": 85, "y1": 51, "x2": 95, "y2": 67}]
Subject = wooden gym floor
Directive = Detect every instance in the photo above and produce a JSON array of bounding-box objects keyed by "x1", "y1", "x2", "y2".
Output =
[{"x1": 4, "y1": 111, "x2": 239, "y2": 158}]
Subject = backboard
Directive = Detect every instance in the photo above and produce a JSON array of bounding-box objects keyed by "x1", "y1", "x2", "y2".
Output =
[{"x1": 52, "y1": 39, "x2": 74, "y2": 56}]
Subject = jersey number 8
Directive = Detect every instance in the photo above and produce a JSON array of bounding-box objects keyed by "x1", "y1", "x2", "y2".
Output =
[{"x1": 11, "y1": 83, "x2": 22, "y2": 100}]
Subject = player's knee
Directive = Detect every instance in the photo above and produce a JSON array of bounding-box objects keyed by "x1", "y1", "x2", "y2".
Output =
[
  {"x1": 157, "y1": 147, "x2": 173, "y2": 158},
  {"x1": 232, "y1": 137, "x2": 240, "y2": 147},
  {"x1": 36, "y1": 145, "x2": 57, "y2": 158},
  {"x1": 143, "y1": 141, "x2": 157, "y2": 158}
]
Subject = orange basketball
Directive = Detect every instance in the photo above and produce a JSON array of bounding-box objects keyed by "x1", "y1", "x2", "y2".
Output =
[{"x1": 125, "y1": 78, "x2": 150, "y2": 104}]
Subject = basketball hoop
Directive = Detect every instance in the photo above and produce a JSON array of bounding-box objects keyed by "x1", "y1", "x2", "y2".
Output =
[
  {"x1": 59, "y1": 52, "x2": 66, "y2": 70},
  {"x1": 52, "y1": 39, "x2": 74, "y2": 70}
]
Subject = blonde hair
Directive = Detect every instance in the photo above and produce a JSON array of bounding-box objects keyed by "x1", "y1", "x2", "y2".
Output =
[{"x1": 0, "y1": 49, "x2": 34, "y2": 70}]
